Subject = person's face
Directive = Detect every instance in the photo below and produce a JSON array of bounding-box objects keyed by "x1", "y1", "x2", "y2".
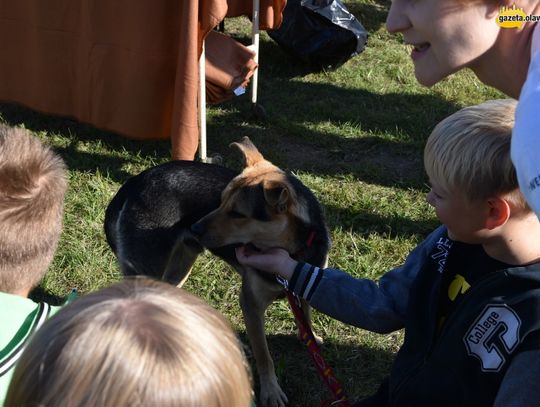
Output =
[
  {"x1": 386, "y1": 0, "x2": 501, "y2": 86},
  {"x1": 426, "y1": 181, "x2": 489, "y2": 243}
]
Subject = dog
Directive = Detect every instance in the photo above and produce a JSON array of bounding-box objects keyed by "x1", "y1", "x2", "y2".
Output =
[{"x1": 104, "y1": 137, "x2": 330, "y2": 407}]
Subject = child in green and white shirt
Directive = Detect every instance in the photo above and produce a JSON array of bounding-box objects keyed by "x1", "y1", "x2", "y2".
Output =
[{"x1": 0, "y1": 125, "x2": 69, "y2": 404}]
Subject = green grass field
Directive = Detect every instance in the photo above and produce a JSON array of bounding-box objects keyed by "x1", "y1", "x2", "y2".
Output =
[{"x1": 0, "y1": 1, "x2": 505, "y2": 405}]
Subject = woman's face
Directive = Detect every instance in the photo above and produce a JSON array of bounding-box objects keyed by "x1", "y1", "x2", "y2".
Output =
[{"x1": 386, "y1": 0, "x2": 501, "y2": 86}]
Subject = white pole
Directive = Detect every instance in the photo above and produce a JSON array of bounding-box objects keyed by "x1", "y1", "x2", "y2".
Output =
[
  {"x1": 198, "y1": 41, "x2": 207, "y2": 162},
  {"x1": 251, "y1": 0, "x2": 260, "y2": 106}
]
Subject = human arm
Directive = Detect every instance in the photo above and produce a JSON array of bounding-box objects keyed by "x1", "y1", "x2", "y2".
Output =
[
  {"x1": 236, "y1": 226, "x2": 448, "y2": 333},
  {"x1": 235, "y1": 247, "x2": 413, "y2": 333},
  {"x1": 493, "y1": 350, "x2": 540, "y2": 407}
]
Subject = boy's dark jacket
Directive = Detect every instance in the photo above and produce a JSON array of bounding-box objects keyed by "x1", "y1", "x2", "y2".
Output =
[
  {"x1": 386, "y1": 244, "x2": 540, "y2": 406},
  {"x1": 288, "y1": 226, "x2": 540, "y2": 406}
]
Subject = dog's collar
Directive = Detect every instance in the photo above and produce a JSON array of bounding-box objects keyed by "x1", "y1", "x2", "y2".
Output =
[
  {"x1": 306, "y1": 230, "x2": 316, "y2": 248},
  {"x1": 293, "y1": 230, "x2": 316, "y2": 260}
]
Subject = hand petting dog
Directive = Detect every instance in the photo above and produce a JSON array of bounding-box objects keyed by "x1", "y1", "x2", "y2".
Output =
[{"x1": 235, "y1": 246, "x2": 297, "y2": 280}]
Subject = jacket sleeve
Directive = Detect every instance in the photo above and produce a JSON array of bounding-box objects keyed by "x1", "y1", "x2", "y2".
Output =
[
  {"x1": 494, "y1": 350, "x2": 540, "y2": 407},
  {"x1": 288, "y1": 226, "x2": 447, "y2": 334}
]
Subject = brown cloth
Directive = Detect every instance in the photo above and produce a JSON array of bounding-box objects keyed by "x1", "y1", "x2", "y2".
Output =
[
  {"x1": 227, "y1": 0, "x2": 286, "y2": 30},
  {"x1": 0, "y1": 0, "x2": 286, "y2": 160},
  {"x1": 205, "y1": 31, "x2": 258, "y2": 105}
]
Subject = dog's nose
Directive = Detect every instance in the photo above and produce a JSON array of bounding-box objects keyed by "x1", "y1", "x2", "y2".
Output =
[{"x1": 191, "y1": 222, "x2": 204, "y2": 236}]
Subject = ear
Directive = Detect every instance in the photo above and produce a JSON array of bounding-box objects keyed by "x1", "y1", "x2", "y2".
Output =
[
  {"x1": 263, "y1": 181, "x2": 289, "y2": 214},
  {"x1": 484, "y1": 197, "x2": 511, "y2": 230},
  {"x1": 497, "y1": 0, "x2": 515, "y2": 6},
  {"x1": 487, "y1": 1, "x2": 510, "y2": 18},
  {"x1": 230, "y1": 137, "x2": 264, "y2": 168}
]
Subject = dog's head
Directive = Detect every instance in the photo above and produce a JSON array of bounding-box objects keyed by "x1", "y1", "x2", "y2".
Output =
[{"x1": 191, "y1": 137, "x2": 309, "y2": 251}]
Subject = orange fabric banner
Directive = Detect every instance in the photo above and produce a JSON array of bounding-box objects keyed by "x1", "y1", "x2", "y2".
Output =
[{"x1": 0, "y1": 0, "x2": 285, "y2": 160}]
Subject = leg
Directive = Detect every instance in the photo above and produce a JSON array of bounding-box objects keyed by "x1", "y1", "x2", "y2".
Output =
[
  {"x1": 299, "y1": 299, "x2": 323, "y2": 345},
  {"x1": 239, "y1": 268, "x2": 288, "y2": 407},
  {"x1": 297, "y1": 255, "x2": 327, "y2": 345},
  {"x1": 162, "y1": 239, "x2": 203, "y2": 287}
]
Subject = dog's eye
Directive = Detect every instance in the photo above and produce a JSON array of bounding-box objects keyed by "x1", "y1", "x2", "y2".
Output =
[{"x1": 229, "y1": 210, "x2": 247, "y2": 219}]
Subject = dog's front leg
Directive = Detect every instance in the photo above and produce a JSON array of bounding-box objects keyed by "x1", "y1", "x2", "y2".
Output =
[
  {"x1": 161, "y1": 235, "x2": 204, "y2": 287},
  {"x1": 240, "y1": 268, "x2": 288, "y2": 407},
  {"x1": 299, "y1": 299, "x2": 323, "y2": 345},
  {"x1": 299, "y1": 256, "x2": 328, "y2": 345}
]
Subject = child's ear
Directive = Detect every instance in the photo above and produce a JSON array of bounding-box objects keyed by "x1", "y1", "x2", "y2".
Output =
[
  {"x1": 485, "y1": 197, "x2": 511, "y2": 230},
  {"x1": 488, "y1": 0, "x2": 511, "y2": 18}
]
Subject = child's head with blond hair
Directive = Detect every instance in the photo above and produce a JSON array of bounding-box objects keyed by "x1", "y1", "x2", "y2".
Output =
[
  {"x1": 0, "y1": 125, "x2": 67, "y2": 295},
  {"x1": 5, "y1": 277, "x2": 253, "y2": 407},
  {"x1": 423, "y1": 99, "x2": 534, "y2": 245},
  {"x1": 424, "y1": 99, "x2": 528, "y2": 212}
]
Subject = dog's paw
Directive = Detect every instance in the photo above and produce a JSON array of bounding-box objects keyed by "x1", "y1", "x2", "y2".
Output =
[
  {"x1": 297, "y1": 330, "x2": 324, "y2": 346},
  {"x1": 313, "y1": 332, "x2": 324, "y2": 346},
  {"x1": 259, "y1": 377, "x2": 288, "y2": 407}
]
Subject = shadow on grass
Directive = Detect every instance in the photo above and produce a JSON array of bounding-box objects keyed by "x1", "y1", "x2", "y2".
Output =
[
  {"x1": 203, "y1": 81, "x2": 461, "y2": 190},
  {"x1": 239, "y1": 332, "x2": 395, "y2": 406},
  {"x1": 324, "y1": 203, "x2": 439, "y2": 239},
  {"x1": 0, "y1": 74, "x2": 460, "y2": 190},
  {"x1": 0, "y1": 102, "x2": 171, "y2": 183}
]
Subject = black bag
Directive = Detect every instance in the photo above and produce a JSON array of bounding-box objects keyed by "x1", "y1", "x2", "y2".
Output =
[{"x1": 268, "y1": 0, "x2": 368, "y2": 69}]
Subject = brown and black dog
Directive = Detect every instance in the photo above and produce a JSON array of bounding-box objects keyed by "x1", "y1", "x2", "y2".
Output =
[{"x1": 104, "y1": 137, "x2": 330, "y2": 407}]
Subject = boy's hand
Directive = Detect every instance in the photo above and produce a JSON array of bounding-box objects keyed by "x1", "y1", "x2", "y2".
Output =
[{"x1": 235, "y1": 246, "x2": 298, "y2": 280}]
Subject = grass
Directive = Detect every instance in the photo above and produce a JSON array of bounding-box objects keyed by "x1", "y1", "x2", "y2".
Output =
[{"x1": 0, "y1": 1, "x2": 505, "y2": 405}]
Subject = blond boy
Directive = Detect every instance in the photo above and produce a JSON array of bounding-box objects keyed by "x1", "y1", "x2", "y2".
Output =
[
  {"x1": 0, "y1": 125, "x2": 68, "y2": 403},
  {"x1": 5, "y1": 277, "x2": 253, "y2": 407},
  {"x1": 236, "y1": 99, "x2": 540, "y2": 406}
]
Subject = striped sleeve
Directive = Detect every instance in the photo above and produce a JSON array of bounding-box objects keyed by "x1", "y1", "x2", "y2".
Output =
[
  {"x1": 288, "y1": 262, "x2": 324, "y2": 301},
  {"x1": 0, "y1": 302, "x2": 51, "y2": 377}
]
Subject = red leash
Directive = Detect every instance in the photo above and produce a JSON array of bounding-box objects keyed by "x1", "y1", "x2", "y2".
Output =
[{"x1": 285, "y1": 290, "x2": 351, "y2": 407}]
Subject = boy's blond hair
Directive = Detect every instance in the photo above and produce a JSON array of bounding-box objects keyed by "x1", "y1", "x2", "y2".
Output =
[
  {"x1": 424, "y1": 99, "x2": 528, "y2": 211},
  {"x1": 0, "y1": 125, "x2": 67, "y2": 293},
  {"x1": 5, "y1": 277, "x2": 253, "y2": 407}
]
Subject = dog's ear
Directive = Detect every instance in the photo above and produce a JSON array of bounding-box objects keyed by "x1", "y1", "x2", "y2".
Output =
[
  {"x1": 230, "y1": 137, "x2": 264, "y2": 167},
  {"x1": 263, "y1": 181, "x2": 289, "y2": 214}
]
